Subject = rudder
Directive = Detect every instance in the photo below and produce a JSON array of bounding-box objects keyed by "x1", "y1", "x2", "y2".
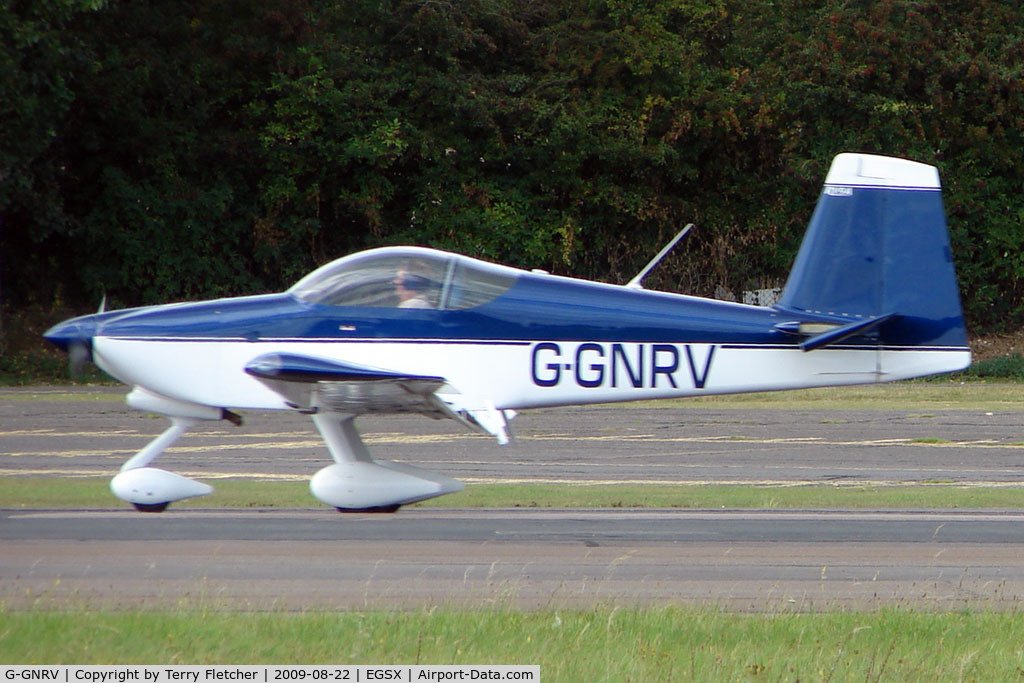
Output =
[{"x1": 776, "y1": 154, "x2": 969, "y2": 351}]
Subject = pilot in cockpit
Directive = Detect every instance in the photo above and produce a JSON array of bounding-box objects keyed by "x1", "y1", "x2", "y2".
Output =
[{"x1": 393, "y1": 265, "x2": 434, "y2": 309}]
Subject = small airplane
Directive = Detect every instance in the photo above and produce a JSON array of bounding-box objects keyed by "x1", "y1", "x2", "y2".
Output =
[{"x1": 45, "y1": 153, "x2": 971, "y2": 512}]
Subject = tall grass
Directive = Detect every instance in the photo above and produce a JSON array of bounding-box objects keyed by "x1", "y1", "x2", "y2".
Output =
[{"x1": 3, "y1": 609, "x2": 1023, "y2": 679}]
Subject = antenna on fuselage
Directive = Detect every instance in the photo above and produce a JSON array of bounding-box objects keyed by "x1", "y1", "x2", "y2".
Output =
[{"x1": 625, "y1": 223, "x2": 693, "y2": 289}]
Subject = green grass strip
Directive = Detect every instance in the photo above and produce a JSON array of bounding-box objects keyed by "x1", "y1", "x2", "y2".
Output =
[
  {"x1": 3, "y1": 477, "x2": 1024, "y2": 510},
  {"x1": 2, "y1": 609, "x2": 1024, "y2": 679},
  {"x1": 429, "y1": 482, "x2": 1024, "y2": 510}
]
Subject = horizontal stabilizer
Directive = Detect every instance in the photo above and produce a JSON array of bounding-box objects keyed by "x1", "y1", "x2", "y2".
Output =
[{"x1": 796, "y1": 313, "x2": 897, "y2": 352}]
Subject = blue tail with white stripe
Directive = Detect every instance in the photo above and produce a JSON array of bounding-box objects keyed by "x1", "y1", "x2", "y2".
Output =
[{"x1": 775, "y1": 153, "x2": 970, "y2": 376}]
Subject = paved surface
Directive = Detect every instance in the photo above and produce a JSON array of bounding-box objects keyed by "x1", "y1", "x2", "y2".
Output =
[
  {"x1": 5, "y1": 508, "x2": 1024, "y2": 611},
  {"x1": 3, "y1": 386, "x2": 1024, "y2": 611},
  {"x1": 4, "y1": 386, "x2": 1024, "y2": 486}
]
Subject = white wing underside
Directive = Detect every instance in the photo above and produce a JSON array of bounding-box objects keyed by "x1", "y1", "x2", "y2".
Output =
[{"x1": 244, "y1": 353, "x2": 514, "y2": 444}]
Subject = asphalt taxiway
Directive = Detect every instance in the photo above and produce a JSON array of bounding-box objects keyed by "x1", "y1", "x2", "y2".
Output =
[
  {"x1": 5, "y1": 508, "x2": 1024, "y2": 610},
  {"x1": 3, "y1": 386, "x2": 1024, "y2": 610},
  {"x1": 6, "y1": 386, "x2": 1024, "y2": 486}
]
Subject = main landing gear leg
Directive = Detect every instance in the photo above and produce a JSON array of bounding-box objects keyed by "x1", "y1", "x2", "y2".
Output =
[{"x1": 308, "y1": 412, "x2": 464, "y2": 513}]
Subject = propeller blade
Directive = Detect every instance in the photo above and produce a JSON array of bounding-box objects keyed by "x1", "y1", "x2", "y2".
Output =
[{"x1": 68, "y1": 340, "x2": 92, "y2": 379}]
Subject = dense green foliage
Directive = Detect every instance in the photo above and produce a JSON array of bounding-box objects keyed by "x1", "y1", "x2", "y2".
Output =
[{"x1": 4, "y1": 0, "x2": 1024, "y2": 332}]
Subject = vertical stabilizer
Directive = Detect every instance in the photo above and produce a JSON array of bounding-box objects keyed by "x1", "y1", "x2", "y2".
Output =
[{"x1": 776, "y1": 154, "x2": 968, "y2": 351}]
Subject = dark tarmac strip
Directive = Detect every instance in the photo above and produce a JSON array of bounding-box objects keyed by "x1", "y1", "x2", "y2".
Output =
[{"x1": 4, "y1": 508, "x2": 1024, "y2": 611}]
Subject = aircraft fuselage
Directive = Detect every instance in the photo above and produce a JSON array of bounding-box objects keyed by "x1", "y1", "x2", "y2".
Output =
[{"x1": 59, "y1": 268, "x2": 966, "y2": 413}]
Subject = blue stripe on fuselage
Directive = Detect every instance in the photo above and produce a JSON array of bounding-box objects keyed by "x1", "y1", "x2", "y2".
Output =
[
  {"x1": 90, "y1": 272, "x2": 960, "y2": 349},
  {"x1": 94, "y1": 278, "x2": 794, "y2": 346}
]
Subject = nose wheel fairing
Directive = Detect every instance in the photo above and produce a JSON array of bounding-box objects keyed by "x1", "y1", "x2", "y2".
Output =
[{"x1": 110, "y1": 466, "x2": 213, "y2": 511}]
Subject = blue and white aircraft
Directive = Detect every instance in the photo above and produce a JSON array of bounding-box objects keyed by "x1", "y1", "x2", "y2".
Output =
[{"x1": 46, "y1": 153, "x2": 971, "y2": 512}]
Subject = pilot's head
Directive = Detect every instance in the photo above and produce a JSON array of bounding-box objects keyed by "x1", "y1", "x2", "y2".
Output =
[{"x1": 395, "y1": 272, "x2": 429, "y2": 293}]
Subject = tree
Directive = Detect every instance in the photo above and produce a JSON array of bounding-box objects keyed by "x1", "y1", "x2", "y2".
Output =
[
  {"x1": 5, "y1": 0, "x2": 1024, "y2": 336},
  {"x1": 0, "y1": 1, "x2": 107, "y2": 313}
]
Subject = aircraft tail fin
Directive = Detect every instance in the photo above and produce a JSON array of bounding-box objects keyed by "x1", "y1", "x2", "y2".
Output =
[{"x1": 775, "y1": 153, "x2": 969, "y2": 372}]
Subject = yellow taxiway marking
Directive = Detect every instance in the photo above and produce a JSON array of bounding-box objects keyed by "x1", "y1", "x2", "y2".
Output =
[
  {"x1": 457, "y1": 478, "x2": 1024, "y2": 488},
  {"x1": 5, "y1": 422, "x2": 1020, "y2": 449},
  {"x1": 3, "y1": 441, "x2": 323, "y2": 458},
  {"x1": 0, "y1": 429, "x2": 146, "y2": 437},
  {"x1": 0, "y1": 468, "x2": 308, "y2": 481},
  {"x1": 0, "y1": 428, "x2": 319, "y2": 440},
  {"x1": 5, "y1": 435, "x2": 1021, "y2": 460},
  {"x1": 521, "y1": 434, "x2": 1012, "y2": 447},
  {"x1": 2, "y1": 436, "x2": 477, "y2": 458}
]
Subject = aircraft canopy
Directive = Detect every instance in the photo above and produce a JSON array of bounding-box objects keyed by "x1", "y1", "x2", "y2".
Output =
[{"x1": 289, "y1": 247, "x2": 518, "y2": 310}]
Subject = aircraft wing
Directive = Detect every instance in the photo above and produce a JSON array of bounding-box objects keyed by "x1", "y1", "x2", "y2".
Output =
[{"x1": 244, "y1": 353, "x2": 513, "y2": 444}]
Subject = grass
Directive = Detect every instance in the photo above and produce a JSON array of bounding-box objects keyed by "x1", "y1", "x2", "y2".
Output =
[
  {"x1": 2, "y1": 609, "x2": 1024, "y2": 679},
  {"x1": 3, "y1": 477, "x2": 1023, "y2": 510}
]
